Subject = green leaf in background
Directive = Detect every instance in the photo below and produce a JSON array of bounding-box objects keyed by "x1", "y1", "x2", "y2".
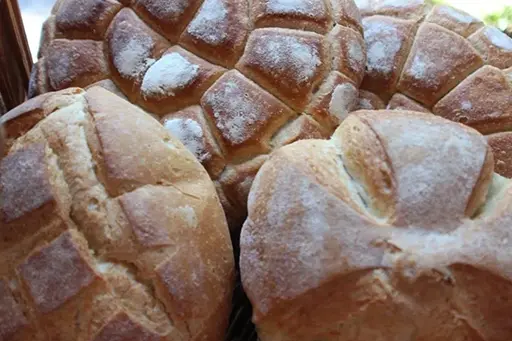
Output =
[
  {"x1": 484, "y1": 6, "x2": 512, "y2": 35},
  {"x1": 426, "y1": 0, "x2": 511, "y2": 37}
]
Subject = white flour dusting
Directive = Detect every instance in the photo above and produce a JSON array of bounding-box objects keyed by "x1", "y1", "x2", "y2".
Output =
[
  {"x1": 375, "y1": 116, "x2": 487, "y2": 225},
  {"x1": 96, "y1": 261, "x2": 115, "y2": 274},
  {"x1": 354, "y1": 0, "x2": 370, "y2": 9},
  {"x1": 141, "y1": 53, "x2": 199, "y2": 97},
  {"x1": 461, "y1": 100, "x2": 472, "y2": 111},
  {"x1": 266, "y1": 167, "x2": 329, "y2": 246},
  {"x1": 187, "y1": 0, "x2": 229, "y2": 45},
  {"x1": 114, "y1": 36, "x2": 155, "y2": 79},
  {"x1": 204, "y1": 78, "x2": 268, "y2": 145},
  {"x1": 348, "y1": 40, "x2": 365, "y2": 71},
  {"x1": 438, "y1": 5, "x2": 478, "y2": 24},
  {"x1": 484, "y1": 27, "x2": 512, "y2": 51},
  {"x1": 410, "y1": 53, "x2": 428, "y2": 80},
  {"x1": 174, "y1": 205, "x2": 198, "y2": 228},
  {"x1": 267, "y1": 0, "x2": 323, "y2": 16},
  {"x1": 252, "y1": 33, "x2": 322, "y2": 83},
  {"x1": 163, "y1": 118, "x2": 209, "y2": 161},
  {"x1": 328, "y1": 83, "x2": 358, "y2": 122},
  {"x1": 376, "y1": 0, "x2": 422, "y2": 9},
  {"x1": 142, "y1": 0, "x2": 188, "y2": 20},
  {"x1": 359, "y1": 98, "x2": 373, "y2": 109},
  {"x1": 364, "y1": 19, "x2": 402, "y2": 75}
]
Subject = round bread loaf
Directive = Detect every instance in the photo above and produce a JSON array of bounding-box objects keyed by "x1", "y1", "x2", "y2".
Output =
[
  {"x1": 0, "y1": 87, "x2": 234, "y2": 340},
  {"x1": 240, "y1": 109, "x2": 512, "y2": 341},
  {"x1": 353, "y1": 0, "x2": 512, "y2": 178},
  {"x1": 30, "y1": 0, "x2": 366, "y2": 229}
]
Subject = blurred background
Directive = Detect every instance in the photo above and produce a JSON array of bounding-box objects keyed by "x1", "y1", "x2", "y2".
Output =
[{"x1": 18, "y1": 0, "x2": 512, "y2": 61}]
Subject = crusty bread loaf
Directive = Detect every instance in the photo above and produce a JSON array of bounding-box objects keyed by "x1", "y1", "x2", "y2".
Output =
[
  {"x1": 353, "y1": 0, "x2": 512, "y2": 178},
  {"x1": 0, "y1": 87, "x2": 234, "y2": 340},
  {"x1": 31, "y1": 0, "x2": 366, "y2": 229},
  {"x1": 240, "y1": 110, "x2": 512, "y2": 341}
]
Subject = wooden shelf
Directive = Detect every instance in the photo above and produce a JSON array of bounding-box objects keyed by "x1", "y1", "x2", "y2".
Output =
[{"x1": 0, "y1": 0, "x2": 33, "y2": 115}]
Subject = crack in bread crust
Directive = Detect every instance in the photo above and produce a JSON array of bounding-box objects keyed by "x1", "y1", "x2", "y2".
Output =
[{"x1": 26, "y1": 96, "x2": 176, "y2": 335}]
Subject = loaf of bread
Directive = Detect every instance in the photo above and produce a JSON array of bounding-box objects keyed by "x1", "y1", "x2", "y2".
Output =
[
  {"x1": 354, "y1": 0, "x2": 512, "y2": 178},
  {"x1": 30, "y1": 0, "x2": 366, "y2": 229},
  {"x1": 0, "y1": 87, "x2": 234, "y2": 340},
  {"x1": 241, "y1": 110, "x2": 512, "y2": 341}
]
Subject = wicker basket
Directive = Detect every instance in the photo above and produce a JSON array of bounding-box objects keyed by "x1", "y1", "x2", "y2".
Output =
[{"x1": 0, "y1": 0, "x2": 32, "y2": 115}]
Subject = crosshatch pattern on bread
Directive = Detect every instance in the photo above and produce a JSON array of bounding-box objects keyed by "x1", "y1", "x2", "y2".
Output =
[
  {"x1": 241, "y1": 110, "x2": 512, "y2": 341},
  {"x1": 30, "y1": 0, "x2": 367, "y2": 230},
  {"x1": 0, "y1": 87, "x2": 235, "y2": 341},
  {"x1": 353, "y1": 0, "x2": 512, "y2": 179}
]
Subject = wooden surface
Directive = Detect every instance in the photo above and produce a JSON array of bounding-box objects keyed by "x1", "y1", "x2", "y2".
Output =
[{"x1": 0, "y1": 0, "x2": 33, "y2": 115}]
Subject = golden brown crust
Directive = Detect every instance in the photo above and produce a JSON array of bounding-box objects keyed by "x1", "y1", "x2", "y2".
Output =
[
  {"x1": 356, "y1": 0, "x2": 431, "y2": 20},
  {"x1": 424, "y1": 4, "x2": 484, "y2": 38},
  {"x1": 217, "y1": 155, "x2": 270, "y2": 229},
  {"x1": 136, "y1": 46, "x2": 226, "y2": 115},
  {"x1": 201, "y1": 70, "x2": 296, "y2": 161},
  {"x1": 236, "y1": 28, "x2": 329, "y2": 112},
  {"x1": 161, "y1": 106, "x2": 226, "y2": 178},
  {"x1": 397, "y1": 23, "x2": 483, "y2": 107},
  {"x1": 387, "y1": 93, "x2": 431, "y2": 113},
  {"x1": 28, "y1": 61, "x2": 49, "y2": 99},
  {"x1": 54, "y1": 0, "x2": 123, "y2": 40},
  {"x1": 241, "y1": 110, "x2": 508, "y2": 341},
  {"x1": 356, "y1": 1, "x2": 512, "y2": 178},
  {"x1": 487, "y1": 132, "x2": 512, "y2": 179},
  {"x1": 0, "y1": 279, "x2": 28, "y2": 340},
  {"x1": 132, "y1": 0, "x2": 204, "y2": 42},
  {"x1": 105, "y1": 8, "x2": 170, "y2": 102},
  {"x1": 361, "y1": 16, "x2": 419, "y2": 101},
  {"x1": 251, "y1": 0, "x2": 333, "y2": 34},
  {"x1": 0, "y1": 88, "x2": 234, "y2": 340},
  {"x1": 356, "y1": 90, "x2": 386, "y2": 110},
  {"x1": 1, "y1": 88, "x2": 84, "y2": 151},
  {"x1": 0, "y1": 144, "x2": 56, "y2": 225},
  {"x1": 38, "y1": 16, "x2": 57, "y2": 60},
  {"x1": 307, "y1": 71, "x2": 359, "y2": 129},
  {"x1": 328, "y1": 25, "x2": 367, "y2": 86},
  {"x1": 333, "y1": 113, "x2": 397, "y2": 219},
  {"x1": 468, "y1": 26, "x2": 512, "y2": 69},
  {"x1": 331, "y1": 0, "x2": 364, "y2": 34},
  {"x1": 272, "y1": 114, "x2": 330, "y2": 148},
  {"x1": 85, "y1": 79, "x2": 128, "y2": 100},
  {"x1": 46, "y1": 39, "x2": 109, "y2": 91},
  {"x1": 433, "y1": 66, "x2": 512, "y2": 134},
  {"x1": 31, "y1": 0, "x2": 366, "y2": 231},
  {"x1": 179, "y1": 0, "x2": 251, "y2": 68}
]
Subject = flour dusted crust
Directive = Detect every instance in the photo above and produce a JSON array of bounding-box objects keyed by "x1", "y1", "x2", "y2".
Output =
[
  {"x1": 354, "y1": 0, "x2": 512, "y2": 179},
  {"x1": 0, "y1": 88, "x2": 234, "y2": 340},
  {"x1": 240, "y1": 110, "x2": 512, "y2": 341},
  {"x1": 32, "y1": 0, "x2": 366, "y2": 230}
]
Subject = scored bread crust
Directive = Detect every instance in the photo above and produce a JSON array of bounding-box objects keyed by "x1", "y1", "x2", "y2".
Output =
[
  {"x1": 0, "y1": 87, "x2": 234, "y2": 341},
  {"x1": 353, "y1": 0, "x2": 512, "y2": 179},
  {"x1": 30, "y1": 0, "x2": 367, "y2": 230},
  {"x1": 240, "y1": 110, "x2": 512, "y2": 341}
]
